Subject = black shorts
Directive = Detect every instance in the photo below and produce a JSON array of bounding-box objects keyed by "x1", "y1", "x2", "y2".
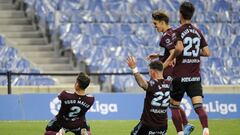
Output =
[
  {"x1": 45, "y1": 117, "x2": 90, "y2": 135},
  {"x1": 131, "y1": 121, "x2": 167, "y2": 135},
  {"x1": 170, "y1": 77, "x2": 203, "y2": 102}
]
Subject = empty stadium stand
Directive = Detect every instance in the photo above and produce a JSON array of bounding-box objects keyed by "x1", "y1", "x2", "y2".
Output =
[{"x1": 0, "y1": 0, "x2": 239, "y2": 92}]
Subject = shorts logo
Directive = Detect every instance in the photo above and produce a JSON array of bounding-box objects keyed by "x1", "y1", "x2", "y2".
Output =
[
  {"x1": 180, "y1": 98, "x2": 192, "y2": 117},
  {"x1": 50, "y1": 97, "x2": 61, "y2": 116}
]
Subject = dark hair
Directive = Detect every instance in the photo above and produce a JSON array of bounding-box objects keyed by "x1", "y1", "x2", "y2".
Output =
[
  {"x1": 180, "y1": 1, "x2": 195, "y2": 20},
  {"x1": 152, "y1": 10, "x2": 169, "y2": 24},
  {"x1": 149, "y1": 61, "x2": 163, "y2": 72},
  {"x1": 76, "y1": 72, "x2": 90, "y2": 90}
]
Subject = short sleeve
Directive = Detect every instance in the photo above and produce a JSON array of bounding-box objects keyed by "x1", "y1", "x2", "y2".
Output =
[
  {"x1": 58, "y1": 91, "x2": 65, "y2": 101},
  {"x1": 175, "y1": 28, "x2": 182, "y2": 41}
]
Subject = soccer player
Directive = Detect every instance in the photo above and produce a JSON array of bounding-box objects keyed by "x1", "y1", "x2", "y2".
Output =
[
  {"x1": 127, "y1": 56, "x2": 171, "y2": 135},
  {"x1": 164, "y1": 2, "x2": 211, "y2": 135},
  {"x1": 44, "y1": 72, "x2": 95, "y2": 135},
  {"x1": 147, "y1": 11, "x2": 194, "y2": 135}
]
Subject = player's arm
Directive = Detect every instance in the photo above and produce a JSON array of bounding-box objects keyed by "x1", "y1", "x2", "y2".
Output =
[
  {"x1": 127, "y1": 56, "x2": 148, "y2": 90},
  {"x1": 163, "y1": 41, "x2": 184, "y2": 68},
  {"x1": 200, "y1": 46, "x2": 211, "y2": 57}
]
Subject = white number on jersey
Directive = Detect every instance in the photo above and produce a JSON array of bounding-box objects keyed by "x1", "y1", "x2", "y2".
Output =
[
  {"x1": 68, "y1": 106, "x2": 81, "y2": 118},
  {"x1": 183, "y1": 37, "x2": 200, "y2": 57},
  {"x1": 151, "y1": 91, "x2": 170, "y2": 107}
]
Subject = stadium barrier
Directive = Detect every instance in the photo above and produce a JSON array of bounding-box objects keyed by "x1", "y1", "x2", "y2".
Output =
[
  {"x1": 0, "y1": 93, "x2": 239, "y2": 120},
  {"x1": 0, "y1": 71, "x2": 149, "y2": 94}
]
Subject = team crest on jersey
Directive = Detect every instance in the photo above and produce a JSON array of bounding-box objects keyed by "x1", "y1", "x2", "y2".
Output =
[{"x1": 165, "y1": 38, "x2": 170, "y2": 44}]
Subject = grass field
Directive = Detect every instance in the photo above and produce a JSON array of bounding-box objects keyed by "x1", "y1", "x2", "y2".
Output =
[{"x1": 0, "y1": 120, "x2": 239, "y2": 135}]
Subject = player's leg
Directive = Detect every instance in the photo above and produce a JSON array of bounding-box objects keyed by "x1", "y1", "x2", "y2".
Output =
[
  {"x1": 187, "y1": 82, "x2": 209, "y2": 135},
  {"x1": 44, "y1": 117, "x2": 64, "y2": 135},
  {"x1": 170, "y1": 78, "x2": 185, "y2": 135},
  {"x1": 130, "y1": 121, "x2": 148, "y2": 135},
  {"x1": 178, "y1": 106, "x2": 195, "y2": 135}
]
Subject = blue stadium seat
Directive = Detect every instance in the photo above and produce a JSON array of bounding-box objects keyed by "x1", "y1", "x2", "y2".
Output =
[
  {"x1": 231, "y1": 35, "x2": 240, "y2": 48},
  {"x1": 95, "y1": 11, "x2": 120, "y2": 23},
  {"x1": 213, "y1": 0, "x2": 231, "y2": 12},
  {"x1": 121, "y1": 13, "x2": 145, "y2": 23},
  {"x1": 104, "y1": 0, "x2": 128, "y2": 12},
  {"x1": 0, "y1": 35, "x2": 5, "y2": 46},
  {"x1": 60, "y1": 23, "x2": 81, "y2": 49},
  {"x1": 15, "y1": 58, "x2": 31, "y2": 73}
]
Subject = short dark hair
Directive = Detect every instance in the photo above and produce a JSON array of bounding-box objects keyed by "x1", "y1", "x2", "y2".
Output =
[
  {"x1": 149, "y1": 61, "x2": 163, "y2": 72},
  {"x1": 76, "y1": 72, "x2": 90, "y2": 90},
  {"x1": 180, "y1": 1, "x2": 195, "y2": 20},
  {"x1": 152, "y1": 10, "x2": 169, "y2": 24}
]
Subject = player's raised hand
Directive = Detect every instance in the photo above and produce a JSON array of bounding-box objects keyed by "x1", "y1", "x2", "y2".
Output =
[
  {"x1": 127, "y1": 56, "x2": 137, "y2": 69},
  {"x1": 146, "y1": 53, "x2": 159, "y2": 61}
]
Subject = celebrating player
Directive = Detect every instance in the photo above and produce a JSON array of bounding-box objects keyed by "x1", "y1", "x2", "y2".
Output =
[
  {"x1": 164, "y1": 2, "x2": 211, "y2": 135},
  {"x1": 44, "y1": 72, "x2": 95, "y2": 135},
  {"x1": 127, "y1": 56, "x2": 171, "y2": 135},
  {"x1": 147, "y1": 10, "x2": 194, "y2": 135}
]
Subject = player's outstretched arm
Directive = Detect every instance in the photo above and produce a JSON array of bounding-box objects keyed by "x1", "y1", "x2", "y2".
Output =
[
  {"x1": 127, "y1": 56, "x2": 148, "y2": 90},
  {"x1": 200, "y1": 46, "x2": 211, "y2": 57}
]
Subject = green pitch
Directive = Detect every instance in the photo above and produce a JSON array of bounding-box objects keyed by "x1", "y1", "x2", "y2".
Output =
[{"x1": 0, "y1": 120, "x2": 239, "y2": 135}]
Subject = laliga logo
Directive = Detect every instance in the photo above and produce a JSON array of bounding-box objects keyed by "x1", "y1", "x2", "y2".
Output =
[
  {"x1": 50, "y1": 97, "x2": 61, "y2": 116},
  {"x1": 180, "y1": 98, "x2": 192, "y2": 117}
]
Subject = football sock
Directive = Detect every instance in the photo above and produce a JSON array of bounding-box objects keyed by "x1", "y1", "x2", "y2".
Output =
[
  {"x1": 177, "y1": 131, "x2": 184, "y2": 135},
  {"x1": 179, "y1": 107, "x2": 188, "y2": 126},
  {"x1": 194, "y1": 103, "x2": 208, "y2": 128},
  {"x1": 170, "y1": 104, "x2": 183, "y2": 132}
]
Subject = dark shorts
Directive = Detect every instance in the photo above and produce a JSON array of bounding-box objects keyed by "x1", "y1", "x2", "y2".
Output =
[
  {"x1": 131, "y1": 121, "x2": 167, "y2": 135},
  {"x1": 170, "y1": 77, "x2": 203, "y2": 102},
  {"x1": 45, "y1": 117, "x2": 90, "y2": 135}
]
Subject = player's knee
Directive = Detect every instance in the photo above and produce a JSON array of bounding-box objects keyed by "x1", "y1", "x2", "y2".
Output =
[{"x1": 169, "y1": 103, "x2": 180, "y2": 109}]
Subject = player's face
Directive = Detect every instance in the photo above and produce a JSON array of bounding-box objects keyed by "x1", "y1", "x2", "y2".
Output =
[{"x1": 152, "y1": 19, "x2": 163, "y2": 32}]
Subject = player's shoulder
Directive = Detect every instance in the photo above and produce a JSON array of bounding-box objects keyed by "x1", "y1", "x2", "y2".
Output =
[{"x1": 58, "y1": 90, "x2": 74, "y2": 100}]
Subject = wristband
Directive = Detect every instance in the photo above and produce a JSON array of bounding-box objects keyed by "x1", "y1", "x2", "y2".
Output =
[{"x1": 132, "y1": 67, "x2": 139, "y2": 74}]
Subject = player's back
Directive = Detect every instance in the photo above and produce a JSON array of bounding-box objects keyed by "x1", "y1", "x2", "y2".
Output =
[
  {"x1": 173, "y1": 23, "x2": 208, "y2": 79},
  {"x1": 141, "y1": 79, "x2": 171, "y2": 128},
  {"x1": 56, "y1": 90, "x2": 94, "y2": 128}
]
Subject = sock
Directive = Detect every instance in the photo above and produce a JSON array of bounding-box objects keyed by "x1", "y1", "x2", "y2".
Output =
[
  {"x1": 194, "y1": 103, "x2": 208, "y2": 128},
  {"x1": 203, "y1": 128, "x2": 209, "y2": 135},
  {"x1": 177, "y1": 131, "x2": 184, "y2": 135},
  {"x1": 44, "y1": 131, "x2": 58, "y2": 135},
  {"x1": 170, "y1": 104, "x2": 183, "y2": 132},
  {"x1": 179, "y1": 107, "x2": 188, "y2": 126}
]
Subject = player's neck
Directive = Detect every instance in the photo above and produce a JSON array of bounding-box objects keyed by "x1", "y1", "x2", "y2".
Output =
[
  {"x1": 153, "y1": 74, "x2": 164, "y2": 80},
  {"x1": 181, "y1": 19, "x2": 191, "y2": 25},
  {"x1": 75, "y1": 89, "x2": 85, "y2": 96},
  {"x1": 163, "y1": 25, "x2": 170, "y2": 33}
]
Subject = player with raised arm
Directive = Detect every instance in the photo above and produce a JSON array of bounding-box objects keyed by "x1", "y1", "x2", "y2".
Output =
[
  {"x1": 44, "y1": 72, "x2": 94, "y2": 135},
  {"x1": 164, "y1": 2, "x2": 211, "y2": 135},
  {"x1": 147, "y1": 11, "x2": 194, "y2": 135},
  {"x1": 127, "y1": 56, "x2": 171, "y2": 135}
]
